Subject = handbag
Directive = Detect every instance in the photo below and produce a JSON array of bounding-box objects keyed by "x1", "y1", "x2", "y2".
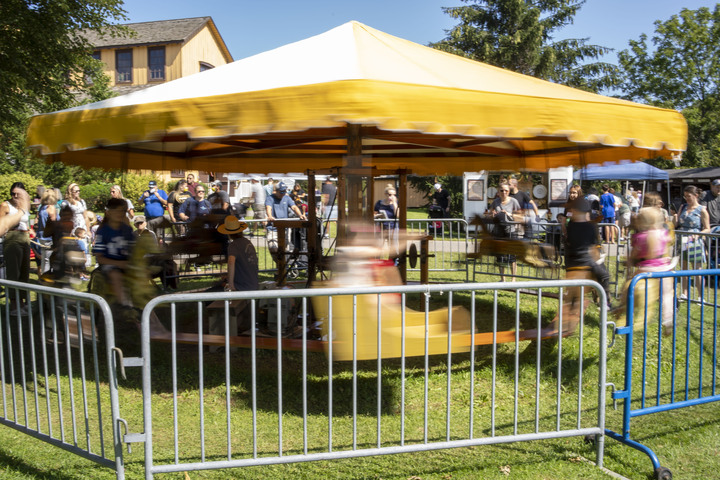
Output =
[{"x1": 681, "y1": 236, "x2": 706, "y2": 264}]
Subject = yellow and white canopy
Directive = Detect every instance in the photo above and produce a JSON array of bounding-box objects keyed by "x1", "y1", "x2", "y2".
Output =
[{"x1": 27, "y1": 21, "x2": 687, "y2": 175}]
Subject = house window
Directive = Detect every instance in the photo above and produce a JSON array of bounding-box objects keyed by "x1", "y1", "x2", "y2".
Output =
[
  {"x1": 148, "y1": 47, "x2": 165, "y2": 81},
  {"x1": 86, "y1": 51, "x2": 102, "y2": 84},
  {"x1": 170, "y1": 170, "x2": 185, "y2": 178},
  {"x1": 199, "y1": 61, "x2": 214, "y2": 72},
  {"x1": 116, "y1": 49, "x2": 133, "y2": 83},
  {"x1": 91, "y1": 51, "x2": 101, "y2": 61}
]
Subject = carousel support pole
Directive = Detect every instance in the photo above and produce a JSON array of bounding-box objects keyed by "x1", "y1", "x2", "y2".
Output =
[
  {"x1": 337, "y1": 171, "x2": 347, "y2": 246},
  {"x1": 276, "y1": 225, "x2": 287, "y2": 286},
  {"x1": 306, "y1": 170, "x2": 318, "y2": 283},
  {"x1": 398, "y1": 170, "x2": 408, "y2": 284},
  {"x1": 340, "y1": 123, "x2": 364, "y2": 245}
]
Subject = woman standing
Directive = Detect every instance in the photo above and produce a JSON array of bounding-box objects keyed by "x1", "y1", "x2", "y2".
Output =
[
  {"x1": 110, "y1": 185, "x2": 135, "y2": 221},
  {"x1": 62, "y1": 183, "x2": 89, "y2": 232},
  {"x1": 0, "y1": 183, "x2": 32, "y2": 314},
  {"x1": 488, "y1": 182, "x2": 521, "y2": 281},
  {"x1": 374, "y1": 185, "x2": 399, "y2": 252},
  {"x1": 674, "y1": 185, "x2": 710, "y2": 299}
]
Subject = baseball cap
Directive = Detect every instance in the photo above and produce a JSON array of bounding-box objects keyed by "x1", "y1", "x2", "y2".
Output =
[
  {"x1": 148, "y1": 180, "x2": 157, "y2": 187},
  {"x1": 132, "y1": 215, "x2": 146, "y2": 224},
  {"x1": 276, "y1": 181, "x2": 288, "y2": 192},
  {"x1": 712, "y1": 179, "x2": 720, "y2": 186},
  {"x1": 434, "y1": 183, "x2": 441, "y2": 190}
]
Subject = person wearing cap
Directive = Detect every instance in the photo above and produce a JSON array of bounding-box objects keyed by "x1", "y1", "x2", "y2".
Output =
[
  {"x1": 700, "y1": 178, "x2": 720, "y2": 226},
  {"x1": 431, "y1": 182, "x2": 451, "y2": 217},
  {"x1": 265, "y1": 182, "x2": 306, "y2": 222},
  {"x1": 133, "y1": 215, "x2": 157, "y2": 243},
  {"x1": 208, "y1": 180, "x2": 230, "y2": 216},
  {"x1": 139, "y1": 180, "x2": 168, "y2": 235},
  {"x1": 218, "y1": 216, "x2": 258, "y2": 293},
  {"x1": 565, "y1": 197, "x2": 611, "y2": 304}
]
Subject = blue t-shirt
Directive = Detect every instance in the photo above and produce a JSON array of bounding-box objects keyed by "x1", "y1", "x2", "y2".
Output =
[
  {"x1": 600, "y1": 192, "x2": 616, "y2": 219},
  {"x1": 139, "y1": 189, "x2": 168, "y2": 218},
  {"x1": 265, "y1": 194, "x2": 296, "y2": 219},
  {"x1": 94, "y1": 223, "x2": 135, "y2": 261}
]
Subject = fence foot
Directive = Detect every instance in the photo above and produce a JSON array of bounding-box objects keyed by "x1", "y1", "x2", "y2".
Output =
[
  {"x1": 604, "y1": 429, "x2": 662, "y2": 475},
  {"x1": 654, "y1": 466, "x2": 672, "y2": 480}
]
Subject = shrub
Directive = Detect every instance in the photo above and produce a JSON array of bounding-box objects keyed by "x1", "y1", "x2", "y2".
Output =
[{"x1": 0, "y1": 172, "x2": 45, "y2": 200}]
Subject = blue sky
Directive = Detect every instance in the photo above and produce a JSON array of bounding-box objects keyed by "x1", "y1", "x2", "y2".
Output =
[{"x1": 119, "y1": 0, "x2": 718, "y2": 63}]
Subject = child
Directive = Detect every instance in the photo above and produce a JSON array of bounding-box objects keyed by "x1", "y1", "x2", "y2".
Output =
[
  {"x1": 73, "y1": 227, "x2": 92, "y2": 273},
  {"x1": 94, "y1": 198, "x2": 135, "y2": 307},
  {"x1": 565, "y1": 197, "x2": 611, "y2": 306}
]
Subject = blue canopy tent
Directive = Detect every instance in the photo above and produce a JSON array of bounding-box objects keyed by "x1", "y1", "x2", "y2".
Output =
[
  {"x1": 573, "y1": 161, "x2": 669, "y2": 181},
  {"x1": 574, "y1": 161, "x2": 670, "y2": 208}
]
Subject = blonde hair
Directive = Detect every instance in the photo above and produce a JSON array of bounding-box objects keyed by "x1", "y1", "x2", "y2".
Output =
[
  {"x1": 65, "y1": 183, "x2": 80, "y2": 204},
  {"x1": 384, "y1": 185, "x2": 396, "y2": 195},
  {"x1": 41, "y1": 190, "x2": 57, "y2": 206},
  {"x1": 111, "y1": 184, "x2": 125, "y2": 199},
  {"x1": 633, "y1": 207, "x2": 664, "y2": 232}
]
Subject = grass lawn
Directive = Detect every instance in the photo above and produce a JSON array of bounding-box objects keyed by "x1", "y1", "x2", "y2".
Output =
[{"x1": 0, "y1": 243, "x2": 718, "y2": 479}]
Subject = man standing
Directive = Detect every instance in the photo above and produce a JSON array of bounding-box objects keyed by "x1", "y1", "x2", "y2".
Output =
[
  {"x1": 701, "y1": 179, "x2": 720, "y2": 226},
  {"x1": 432, "y1": 183, "x2": 451, "y2": 217},
  {"x1": 139, "y1": 180, "x2": 168, "y2": 235},
  {"x1": 249, "y1": 176, "x2": 267, "y2": 223},
  {"x1": 599, "y1": 184, "x2": 616, "y2": 243},
  {"x1": 208, "y1": 180, "x2": 230, "y2": 216},
  {"x1": 321, "y1": 178, "x2": 337, "y2": 219},
  {"x1": 266, "y1": 182, "x2": 306, "y2": 222},
  {"x1": 186, "y1": 173, "x2": 199, "y2": 197},
  {"x1": 263, "y1": 178, "x2": 275, "y2": 199}
]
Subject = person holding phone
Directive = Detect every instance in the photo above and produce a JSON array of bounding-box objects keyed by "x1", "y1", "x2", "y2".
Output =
[{"x1": 139, "y1": 180, "x2": 168, "y2": 236}]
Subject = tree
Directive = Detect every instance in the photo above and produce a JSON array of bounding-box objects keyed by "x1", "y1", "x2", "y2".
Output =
[
  {"x1": 432, "y1": 0, "x2": 618, "y2": 92},
  {"x1": 617, "y1": 6, "x2": 720, "y2": 167},
  {"x1": 0, "y1": 0, "x2": 127, "y2": 169}
]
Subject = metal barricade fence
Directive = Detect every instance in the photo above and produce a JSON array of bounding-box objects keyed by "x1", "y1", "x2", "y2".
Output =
[
  {"x1": 605, "y1": 269, "x2": 720, "y2": 480},
  {"x1": 0, "y1": 280, "x2": 126, "y2": 479},
  {"x1": 134, "y1": 279, "x2": 608, "y2": 478},
  {"x1": 469, "y1": 221, "x2": 624, "y2": 297}
]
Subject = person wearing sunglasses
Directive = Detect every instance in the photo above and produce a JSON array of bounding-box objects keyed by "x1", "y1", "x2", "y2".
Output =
[
  {"x1": 61, "y1": 183, "x2": 89, "y2": 233},
  {"x1": 178, "y1": 185, "x2": 212, "y2": 223},
  {"x1": 488, "y1": 182, "x2": 521, "y2": 281}
]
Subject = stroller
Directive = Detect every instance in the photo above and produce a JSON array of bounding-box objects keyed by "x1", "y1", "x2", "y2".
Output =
[{"x1": 428, "y1": 204, "x2": 444, "y2": 235}]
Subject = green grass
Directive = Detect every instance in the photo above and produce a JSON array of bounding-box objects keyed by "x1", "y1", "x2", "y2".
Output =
[{"x1": 1, "y1": 253, "x2": 719, "y2": 479}]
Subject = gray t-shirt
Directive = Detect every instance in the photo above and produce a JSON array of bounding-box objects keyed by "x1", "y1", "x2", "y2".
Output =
[
  {"x1": 701, "y1": 191, "x2": 720, "y2": 225},
  {"x1": 250, "y1": 182, "x2": 266, "y2": 206}
]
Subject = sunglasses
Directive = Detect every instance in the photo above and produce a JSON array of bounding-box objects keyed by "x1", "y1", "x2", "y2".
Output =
[
  {"x1": 71, "y1": 189, "x2": 80, "y2": 193},
  {"x1": 196, "y1": 190, "x2": 205, "y2": 193},
  {"x1": 499, "y1": 189, "x2": 509, "y2": 193}
]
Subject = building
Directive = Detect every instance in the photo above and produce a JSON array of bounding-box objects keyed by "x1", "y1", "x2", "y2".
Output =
[
  {"x1": 85, "y1": 17, "x2": 233, "y2": 95},
  {"x1": 84, "y1": 17, "x2": 234, "y2": 185}
]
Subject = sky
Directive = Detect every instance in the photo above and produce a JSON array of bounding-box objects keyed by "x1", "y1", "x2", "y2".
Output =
[{"x1": 118, "y1": 0, "x2": 720, "y2": 64}]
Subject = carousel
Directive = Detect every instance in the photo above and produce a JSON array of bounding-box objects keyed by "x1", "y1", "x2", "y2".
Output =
[{"x1": 26, "y1": 21, "x2": 687, "y2": 357}]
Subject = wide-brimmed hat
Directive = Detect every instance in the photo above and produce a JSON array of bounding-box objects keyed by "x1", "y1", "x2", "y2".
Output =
[
  {"x1": 218, "y1": 215, "x2": 248, "y2": 235},
  {"x1": 132, "y1": 215, "x2": 146, "y2": 224}
]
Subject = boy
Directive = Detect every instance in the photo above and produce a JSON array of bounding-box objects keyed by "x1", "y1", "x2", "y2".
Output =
[
  {"x1": 565, "y1": 197, "x2": 611, "y2": 306},
  {"x1": 95, "y1": 198, "x2": 135, "y2": 307}
]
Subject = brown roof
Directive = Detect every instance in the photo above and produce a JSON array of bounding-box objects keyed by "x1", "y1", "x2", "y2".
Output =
[{"x1": 84, "y1": 17, "x2": 233, "y2": 61}]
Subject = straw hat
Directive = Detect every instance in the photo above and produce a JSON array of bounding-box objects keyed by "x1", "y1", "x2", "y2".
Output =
[{"x1": 218, "y1": 215, "x2": 248, "y2": 234}]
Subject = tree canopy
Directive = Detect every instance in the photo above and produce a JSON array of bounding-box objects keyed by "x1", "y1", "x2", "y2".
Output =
[
  {"x1": 0, "y1": 0, "x2": 127, "y2": 177},
  {"x1": 432, "y1": 0, "x2": 618, "y2": 92},
  {"x1": 618, "y1": 6, "x2": 720, "y2": 167}
]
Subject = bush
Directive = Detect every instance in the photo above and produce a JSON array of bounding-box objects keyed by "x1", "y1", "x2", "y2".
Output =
[
  {"x1": 80, "y1": 182, "x2": 113, "y2": 213},
  {"x1": 0, "y1": 172, "x2": 45, "y2": 200}
]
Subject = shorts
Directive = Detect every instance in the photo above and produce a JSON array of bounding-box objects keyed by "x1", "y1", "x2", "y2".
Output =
[
  {"x1": 618, "y1": 212, "x2": 631, "y2": 228},
  {"x1": 602, "y1": 216, "x2": 615, "y2": 224}
]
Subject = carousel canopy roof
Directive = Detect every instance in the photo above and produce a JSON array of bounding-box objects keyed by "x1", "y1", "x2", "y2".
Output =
[{"x1": 26, "y1": 21, "x2": 687, "y2": 175}]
